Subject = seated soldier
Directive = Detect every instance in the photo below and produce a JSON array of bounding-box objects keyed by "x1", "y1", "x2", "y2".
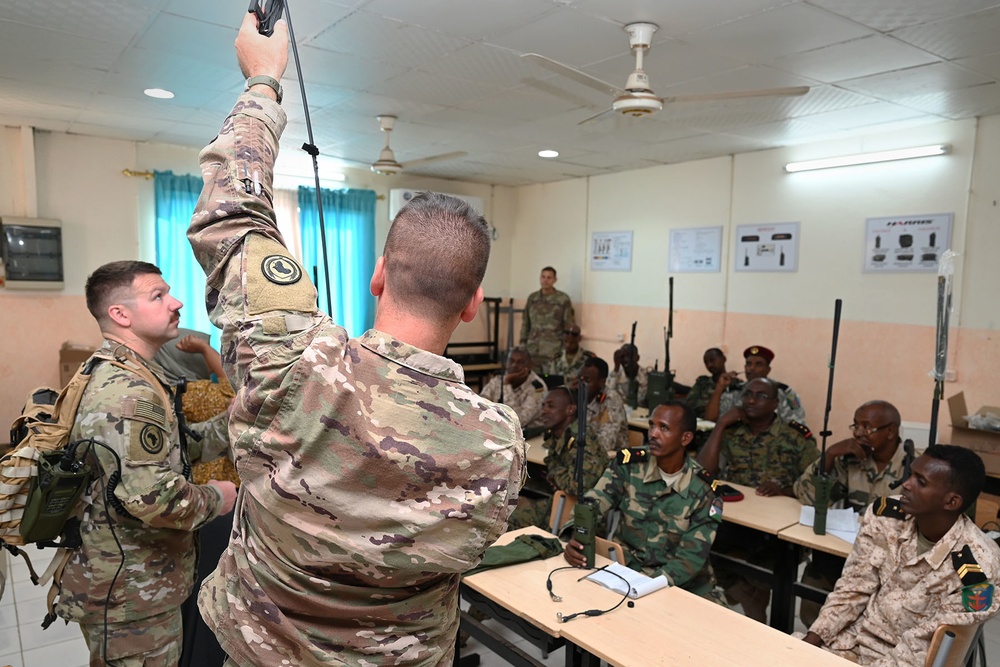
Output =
[
  {"x1": 480, "y1": 347, "x2": 547, "y2": 430},
  {"x1": 507, "y1": 387, "x2": 608, "y2": 530},
  {"x1": 608, "y1": 343, "x2": 649, "y2": 408},
  {"x1": 544, "y1": 324, "x2": 593, "y2": 384},
  {"x1": 580, "y1": 356, "x2": 628, "y2": 453},
  {"x1": 684, "y1": 347, "x2": 728, "y2": 418},
  {"x1": 793, "y1": 400, "x2": 911, "y2": 626},
  {"x1": 803, "y1": 446, "x2": 1000, "y2": 667},
  {"x1": 705, "y1": 345, "x2": 806, "y2": 424},
  {"x1": 697, "y1": 377, "x2": 818, "y2": 622},
  {"x1": 563, "y1": 401, "x2": 723, "y2": 599}
]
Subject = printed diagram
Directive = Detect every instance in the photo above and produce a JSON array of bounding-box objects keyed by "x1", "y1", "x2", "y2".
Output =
[
  {"x1": 864, "y1": 213, "x2": 952, "y2": 273},
  {"x1": 734, "y1": 222, "x2": 799, "y2": 272},
  {"x1": 669, "y1": 226, "x2": 722, "y2": 273},
  {"x1": 591, "y1": 231, "x2": 633, "y2": 272}
]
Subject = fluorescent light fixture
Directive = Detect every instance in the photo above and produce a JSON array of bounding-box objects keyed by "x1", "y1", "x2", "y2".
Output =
[
  {"x1": 538, "y1": 149, "x2": 559, "y2": 158},
  {"x1": 784, "y1": 144, "x2": 950, "y2": 173},
  {"x1": 144, "y1": 88, "x2": 175, "y2": 99}
]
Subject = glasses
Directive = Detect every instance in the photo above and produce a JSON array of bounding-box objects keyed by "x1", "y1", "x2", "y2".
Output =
[
  {"x1": 563, "y1": 330, "x2": 581, "y2": 336},
  {"x1": 741, "y1": 391, "x2": 775, "y2": 402},
  {"x1": 849, "y1": 423, "x2": 894, "y2": 436}
]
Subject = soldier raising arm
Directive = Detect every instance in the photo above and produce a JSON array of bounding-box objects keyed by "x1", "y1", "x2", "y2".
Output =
[{"x1": 187, "y1": 14, "x2": 524, "y2": 667}]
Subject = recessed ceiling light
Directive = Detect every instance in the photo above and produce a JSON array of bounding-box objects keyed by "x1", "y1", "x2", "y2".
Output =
[
  {"x1": 144, "y1": 88, "x2": 175, "y2": 99},
  {"x1": 538, "y1": 149, "x2": 559, "y2": 158}
]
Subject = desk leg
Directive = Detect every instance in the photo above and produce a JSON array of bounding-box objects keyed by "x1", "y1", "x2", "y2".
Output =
[
  {"x1": 565, "y1": 644, "x2": 600, "y2": 667},
  {"x1": 770, "y1": 540, "x2": 800, "y2": 633}
]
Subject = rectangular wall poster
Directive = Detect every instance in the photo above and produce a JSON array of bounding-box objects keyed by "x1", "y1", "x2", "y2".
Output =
[
  {"x1": 590, "y1": 231, "x2": 633, "y2": 272},
  {"x1": 669, "y1": 226, "x2": 723, "y2": 273},
  {"x1": 863, "y1": 213, "x2": 953, "y2": 273},
  {"x1": 734, "y1": 221, "x2": 800, "y2": 272}
]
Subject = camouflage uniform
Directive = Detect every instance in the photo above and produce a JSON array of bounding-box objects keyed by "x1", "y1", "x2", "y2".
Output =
[
  {"x1": 810, "y1": 500, "x2": 1000, "y2": 666},
  {"x1": 718, "y1": 419, "x2": 818, "y2": 489},
  {"x1": 188, "y1": 93, "x2": 525, "y2": 667},
  {"x1": 685, "y1": 375, "x2": 716, "y2": 418},
  {"x1": 480, "y1": 371, "x2": 547, "y2": 429},
  {"x1": 543, "y1": 348, "x2": 593, "y2": 383},
  {"x1": 719, "y1": 381, "x2": 806, "y2": 425},
  {"x1": 519, "y1": 290, "x2": 574, "y2": 370},
  {"x1": 587, "y1": 389, "x2": 628, "y2": 452},
  {"x1": 508, "y1": 422, "x2": 608, "y2": 531},
  {"x1": 586, "y1": 455, "x2": 722, "y2": 598},
  {"x1": 55, "y1": 340, "x2": 229, "y2": 665},
  {"x1": 607, "y1": 365, "x2": 649, "y2": 408}
]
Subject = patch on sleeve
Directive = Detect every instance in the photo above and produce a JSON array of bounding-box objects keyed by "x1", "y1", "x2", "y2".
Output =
[
  {"x1": 953, "y1": 545, "x2": 989, "y2": 586},
  {"x1": 962, "y1": 582, "x2": 994, "y2": 612},
  {"x1": 128, "y1": 421, "x2": 169, "y2": 462},
  {"x1": 788, "y1": 421, "x2": 812, "y2": 440},
  {"x1": 871, "y1": 496, "x2": 906, "y2": 519},
  {"x1": 246, "y1": 234, "x2": 316, "y2": 316},
  {"x1": 709, "y1": 496, "x2": 724, "y2": 522}
]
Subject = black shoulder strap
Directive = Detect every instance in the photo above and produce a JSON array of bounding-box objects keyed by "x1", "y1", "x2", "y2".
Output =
[
  {"x1": 788, "y1": 420, "x2": 813, "y2": 440},
  {"x1": 952, "y1": 545, "x2": 988, "y2": 585},
  {"x1": 695, "y1": 467, "x2": 718, "y2": 491},
  {"x1": 615, "y1": 447, "x2": 648, "y2": 465},
  {"x1": 871, "y1": 496, "x2": 906, "y2": 519}
]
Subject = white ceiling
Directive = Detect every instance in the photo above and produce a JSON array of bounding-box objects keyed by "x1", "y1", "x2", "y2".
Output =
[{"x1": 4, "y1": 0, "x2": 1000, "y2": 186}]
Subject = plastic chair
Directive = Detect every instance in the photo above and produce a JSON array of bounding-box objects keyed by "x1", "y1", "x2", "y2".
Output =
[
  {"x1": 924, "y1": 622, "x2": 985, "y2": 667},
  {"x1": 549, "y1": 490, "x2": 577, "y2": 535}
]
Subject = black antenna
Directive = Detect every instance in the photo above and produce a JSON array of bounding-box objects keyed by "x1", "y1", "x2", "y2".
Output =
[{"x1": 813, "y1": 299, "x2": 842, "y2": 535}]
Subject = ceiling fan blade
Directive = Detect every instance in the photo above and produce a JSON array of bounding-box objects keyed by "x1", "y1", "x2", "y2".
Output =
[
  {"x1": 521, "y1": 53, "x2": 624, "y2": 97},
  {"x1": 663, "y1": 86, "x2": 810, "y2": 104},
  {"x1": 577, "y1": 108, "x2": 617, "y2": 125},
  {"x1": 400, "y1": 151, "x2": 469, "y2": 169}
]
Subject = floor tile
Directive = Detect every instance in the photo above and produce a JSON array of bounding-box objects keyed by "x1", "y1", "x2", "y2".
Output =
[
  {"x1": 0, "y1": 625, "x2": 21, "y2": 656},
  {"x1": 17, "y1": 613, "x2": 79, "y2": 653},
  {"x1": 0, "y1": 603, "x2": 18, "y2": 630},
  {"x1": 0, "y1": 650, "x2": 23, "y2": 667},
  {"x1": 20, "y1": 636, "x2": 87, "y2": 667}
]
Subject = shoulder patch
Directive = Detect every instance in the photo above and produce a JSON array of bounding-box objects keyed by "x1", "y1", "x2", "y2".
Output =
[
  {"x1": 246, "y1": 234, "x2": 316, "y2": 317},
  {"x1": 775, "y1": 381, "x2": 790, "y2": 391},
  {"x1": 709, "y1": 497, "x2": 724, "y2": 522},
  {"x1": 788, "y1": 420, "x2": 812, "y2": 439},
  {"x1": 615, "y1": 447, "x2": 649, "y2": 465},
  {"x1": 261, "y1": 254, "x2": 302, "y2": 285},
  {"x1": 953, "y1": 545, "x2": 989, "y2": 586},
  {"x1": 871, "y1": 496, "x2": 906, "y2": 519}
]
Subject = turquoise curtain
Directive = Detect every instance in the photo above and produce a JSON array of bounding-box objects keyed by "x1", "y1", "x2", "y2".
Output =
[
  {"x1": 153, "y1": 170, "x2": 220, "y2": 348},
  {"x1": 298, "y1": 186, "x2": 377, "y2": 337}
]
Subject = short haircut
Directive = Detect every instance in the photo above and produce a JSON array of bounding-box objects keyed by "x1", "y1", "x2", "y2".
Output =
[
  {"x1": 85, "y1": 260, "x2": 162, "y2": 327},
  {"x1": 704, "y1": 347, "x2": 725, "y2": 358},
  {"x1": 507, "y1": 346, "x2": 531, "y2": 362},
  {"x1": 583, "y1": 356, "x2": 609, "y2": 380},
  {"x1": 384, "y1": 192, "x2": 490, "y2": 320},
  {"x1": 547, "y1": 385, "x2": 574, "y2": 405},
  {"x1": 744, "y1": 377, "x2": 778, "y2": 399},
  {"x1": 924, "y1": 444, "x2": 985, "y2": 513},
  {"x1": 859, "y1": 400, "x2": 901, "y2": 426},
  {"x1": 541, "y1": 266, "x2": 556, "y2": 276},
  {"x1": 655, "y1": 400, "x2": 697, "y2": 436}
]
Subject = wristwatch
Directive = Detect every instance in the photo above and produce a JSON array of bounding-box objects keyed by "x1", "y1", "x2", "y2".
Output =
[{"x1": 245, "y1": 75, "x2": 283, "y2": 104}]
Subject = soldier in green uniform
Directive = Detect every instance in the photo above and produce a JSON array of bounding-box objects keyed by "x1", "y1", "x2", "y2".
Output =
[
  {"x1": 520, "y1": 266, "x2": 575, "y2": 371},
  {"x1": 793, "y1": 400, "x2": 910, "y2": 626},
  {"x1": 684, "y1": 347, "x2": 728, "y2": 418},
  {"x1": 563, "y1": 401, "x2": 723, "y2": 598},
  {"x1": 543, "y1": 324, "x2": 593, "y2": 384},
  {"x1": 705, "y1": 345, "x2": 806, "y2": 425},
  {"x1": 580, "y1": 356, "x2": 628, "y2": 452},
  {"x1": 508, "y1": 387, "x2": 608, "y2": 530},
  {"x1": 697, "y1": 378, "x2": 818, "y2": 622},
  {"x1": 187, "y1": 16, "x2": 525, "y2": 667},
  {"x1": 55, "y1": 261, "x2": 237, "y2": 666}
]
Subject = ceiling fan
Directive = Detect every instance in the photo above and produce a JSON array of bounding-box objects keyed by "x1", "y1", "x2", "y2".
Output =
[
  {"x1": 522, "y1": 22, "x2": 809, "y2": 125},
  {"x1": 370, "y1": 115, "x2": 468, "y2": 175}
]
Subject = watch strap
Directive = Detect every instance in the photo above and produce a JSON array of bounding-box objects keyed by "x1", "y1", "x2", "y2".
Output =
[{"x1": 245, "y1": 75, "x2": 283, "y2": 104}]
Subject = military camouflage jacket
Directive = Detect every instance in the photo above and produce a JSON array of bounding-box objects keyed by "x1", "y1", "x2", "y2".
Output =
[
  {"x1": 480, "y1": 371, "x2": 547, "y2": 429},
  {"x1": 56, "y1": 340, "x2": 227, "y2": 624},
  {"x1": 718, "y1": 418, "x2": 818, "y2": 489},
  {"x1": 188, "y1": 93, "x2": 525, "y2": 667},
  {"x1": 543, "y1": 348, "x2": 593, "y2": 382},
  {"x1": 811, "y1": 502, "x2": 1000, "y2": 666},
  {"x1": 586, "y1": 389, "x2": 628, "y2": 452},
  {"x1": 719, "y1": 380, "x2": 806, "y2": 424},
  {"x1": 586, "y1": 456, "x2": 721, "y2": 598},
  {"x1": 794, "y1": 443, "x2": 909, "y2": 511},
  {"x1": 685, "y1": 375, "x2": 716, "y2": 418},
  {"x1": 519, "y1": 290, "x2": 574, "y2": 365},
  {"x1": 607, "y1": 365, "x2": 649, "y2": 408},
  {"x1": 544, "y1": 422, "x2": 608, "y2": 495}
]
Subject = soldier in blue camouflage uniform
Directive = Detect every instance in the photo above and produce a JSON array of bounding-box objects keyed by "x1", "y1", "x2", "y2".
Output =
[
  {"x1": 187, "y1": 16, "x2": 524, "y2": 667},
  {"x1": 564, "y1": 401, "x2": 722, "y2": 598},
  {"x1": 698, "y1": 378, "x2": 818, "y2": 622},
  {"x1": 543, "y1": 325, "x2": 593, "y2": 383},
  {"x1": 508, "y1": 387, "x2": 608, "y2": 531},
  {"x1": 520, "y1": 267, "x2": 575, "y2": 371},
  {"x1": 684, "y1": 348, "x2": 728, "y2": 418},
  {"x1": 55, "y1": 261, "x2": 237, "y2": 666}
]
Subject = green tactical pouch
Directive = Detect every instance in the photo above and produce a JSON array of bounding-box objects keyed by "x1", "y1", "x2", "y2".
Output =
[
  {"x1": 465, "y1": 534, "x2": 564, "y2": 577},
  {"x1": 19, "y1": 451, "x2": 91, "y2": 545}
]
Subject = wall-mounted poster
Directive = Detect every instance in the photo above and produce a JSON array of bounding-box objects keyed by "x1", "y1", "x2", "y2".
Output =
[
  {"x1": 669, "y1": 226, "x2": 723, "y2": 273},
  {"x1": 590, "y1": 231, "x2": 633, "y2": 272},
  {"x1": 863, "y1": 213, "x2": 953, "y2": 273},
  {"x1": 734, "y1": 222, "x2": 800, "y2": 272}
]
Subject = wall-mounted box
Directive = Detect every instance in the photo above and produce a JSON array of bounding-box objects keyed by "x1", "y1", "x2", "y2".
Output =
[{"x1": 1, "y1": 216, "x2": 64, "y2": 290}]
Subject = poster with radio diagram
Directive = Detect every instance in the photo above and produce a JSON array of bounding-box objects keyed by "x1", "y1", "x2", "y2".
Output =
[
  {"x1": 734, "y1": 222, "x2": 799, "y2": 272},
  {"x1": 590, "y1": 231, "x2": 633, "y2": 271},
  {"x1": 864, "y1": 213, "x2": 952, "y2": 272}
]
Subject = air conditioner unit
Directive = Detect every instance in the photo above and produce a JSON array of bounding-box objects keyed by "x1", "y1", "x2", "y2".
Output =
[{"x1": 388, "y1": 189, "x2": 484, "y2": 222}]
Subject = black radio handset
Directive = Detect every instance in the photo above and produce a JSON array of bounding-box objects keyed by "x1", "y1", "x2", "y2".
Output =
[{"x1": 248, "y1": 0, "x2": 285, "y2": 36}]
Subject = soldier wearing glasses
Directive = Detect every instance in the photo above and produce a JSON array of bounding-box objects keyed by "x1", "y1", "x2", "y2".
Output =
[
  {"x1": 697, "y1": 377, "x2": 818, "y2": 622},
  {"x1": 793, "y1": 400, "x2": 909, "y2": 626}
]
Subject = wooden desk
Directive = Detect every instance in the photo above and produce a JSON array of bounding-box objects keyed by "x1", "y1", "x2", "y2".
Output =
[
  {"x1": 525, "y1": 435, "x2": 547, "y2": 466},
  {"x1": 777, "y1": 523, "x2": 853, "y2": 559},
  {"x1": 716, "y1": 482, "x2": 803, "y2": 535},
  {"x1": 561, "y1": 586, "x2": 854, "y2": 667}
]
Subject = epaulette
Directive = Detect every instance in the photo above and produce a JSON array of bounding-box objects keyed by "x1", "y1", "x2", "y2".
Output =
[
  {"x1": 871, "y1": 496, "x2": 906, "y2": 519},
  {"x1": 952, "y1": 545, "x2": 988, "y2": 586},
  {"x1": 696, "y1": 468, "x2": 717, "y2": 490},
  {"x1": 531, "y1": 378, "x2": 545, "y2": 391},
  {"x1": 775, "y1": 381, "x2": 790, "y2": 391},
  {"x1": 615, "y1": 447, "x2": 649, "y2": 465},
  {"x1": 788, "y1": 421, "x2": 813, "y2": 440}
]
